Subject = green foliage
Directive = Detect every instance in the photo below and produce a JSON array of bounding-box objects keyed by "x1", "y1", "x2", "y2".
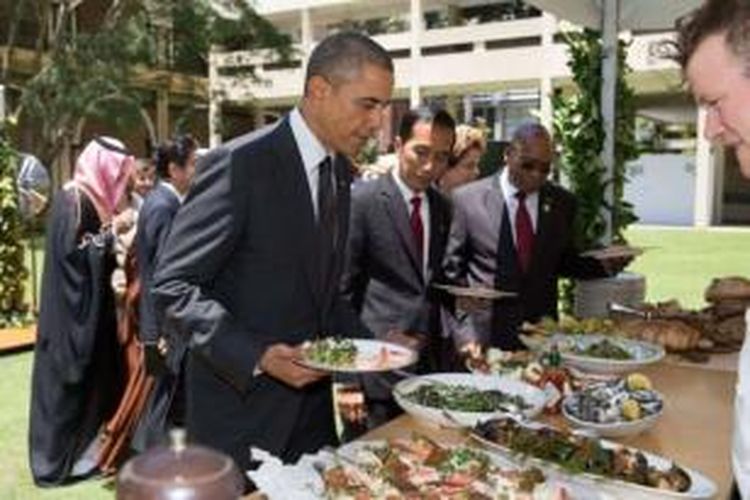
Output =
[
  {"x1": 172, "y1": 0, "x2": 293, "y2": 74},
  {"x1": 0, "y1": 123, "x2": 30, "y2": 328},
  {"x1": 11, "y1": 0, "x2": 292, "y2": 179},
  {"x1": 552, "y1": 30, "x2": 639, "y2": 314},
  {"x1": 552, "y1": 30, "x2": 638, "y2": 248},
  {"x1": 17, "y1": 4, "x2": 154, "y2": 170}
]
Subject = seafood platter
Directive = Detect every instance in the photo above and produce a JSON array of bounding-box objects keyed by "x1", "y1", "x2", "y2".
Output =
[{"x1": 562, "y1": 374, "x2": 664, "y2": 438}]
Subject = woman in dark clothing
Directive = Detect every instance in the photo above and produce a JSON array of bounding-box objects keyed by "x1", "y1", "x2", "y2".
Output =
[{"x1": 29, "y1": 137, "x2": 135, "y2": 486}]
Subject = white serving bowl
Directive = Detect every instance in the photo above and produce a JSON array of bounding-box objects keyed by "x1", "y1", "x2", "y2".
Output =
[
  {"x1": 555, "y1": 334, "x2": 665, "y2": 375},
  {"x1": 393, "y1": 372, "x2": 546, "y2": 428},
  {"x1": 562, "y1": 393, "x2": 664, "y2": 438}
]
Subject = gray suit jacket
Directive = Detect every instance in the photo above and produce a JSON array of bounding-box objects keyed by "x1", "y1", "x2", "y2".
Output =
[
  {"x1": 443, "y1": 172, "x2": 605, "y2": 349},
  {"x1": 342, "y1": 173, "x2": 451, "y2": 338},
  {"x1": 341, "y1": 174, "x2": 451, "y2": 402}
]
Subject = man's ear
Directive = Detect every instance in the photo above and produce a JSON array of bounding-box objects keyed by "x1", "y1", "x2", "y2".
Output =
[
  {"x1": 306, "y1": 75, "x2": 331, "y2": 101},
  {"x1": 167, "y1": 162, "x2": 180, "y2": 180},
  {"x1": 394, "y1": 136, "x2": 404, "y2": 154}
]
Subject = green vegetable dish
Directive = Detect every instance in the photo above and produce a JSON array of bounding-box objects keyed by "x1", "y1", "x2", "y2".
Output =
[
  {"x1": 303, "y1": 337, "x2": 357, "y2": 366},
  {"x1": 404, "y1": 382, "x2": 531, "y2": 413},
  {"x1": 474, "y1": 418, "x2": 692, "y2": 493},
  {"x1": 573, "y1": 339, "x2": 633, "y2": 360}
]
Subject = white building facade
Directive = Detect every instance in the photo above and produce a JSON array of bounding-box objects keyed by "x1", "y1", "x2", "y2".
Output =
[{"x1": 209, "y1": 0, "x2": 750, "y2": 226}]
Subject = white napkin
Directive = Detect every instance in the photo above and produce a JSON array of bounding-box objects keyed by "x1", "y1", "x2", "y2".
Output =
[{"x1": 246, "y1": 448, "x2": 337, "y2": 499}]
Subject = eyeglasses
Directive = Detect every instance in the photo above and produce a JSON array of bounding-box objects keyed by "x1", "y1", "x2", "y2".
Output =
[{"x1": 519, "y1": 158, "x2": 552, "y2": 176}]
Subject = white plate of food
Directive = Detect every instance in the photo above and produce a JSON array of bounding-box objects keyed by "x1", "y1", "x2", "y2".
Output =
[
  {"x1": 580, "y1": 245, "x2": 645, "y2": 260},
  {"x1": 328, "y1": 436, "x2": 577, "y2": 499},
  {"x1": 393, "y1": 372, "x2": 546, "y2": 428},
  {"x1": 432, "y1": 283, "x2": 517, "y2": 300},
  {"x1": 298, "y1": 337, "x2": 417, "y2": 373},
  {"x1": 554, "y1": 334, "x2": 665, "y2": 375},
  {"x1": 465, "y1": 349, "x2": 536, "y2": 378},
  {"x1": 562, "y1": 374, "x2": 664, "y2": 438},
  {"x1": 471, "y1": 417, "x2": 717, "y2": 499}
]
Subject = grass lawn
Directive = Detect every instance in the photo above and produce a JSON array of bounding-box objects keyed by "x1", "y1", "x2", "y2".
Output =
[
  {"x1": 625, "y1": 226, "x2": 750, "y2": 309},
  {"x1": 0, "y1": 352, "x2": 114, "y2": 499},
  {"x1": 0, "y1": 226, "x2": 748, "y2": 498}
]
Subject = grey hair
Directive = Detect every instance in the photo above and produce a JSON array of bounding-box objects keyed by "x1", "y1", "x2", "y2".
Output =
[{"x1": 304, "y1": 32, "x2": 393, "y2": 93}]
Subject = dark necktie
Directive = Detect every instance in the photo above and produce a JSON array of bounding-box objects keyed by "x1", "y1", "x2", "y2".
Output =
[
  {"x1": 410, "y1": 195, "x2": 424, "y2": 268},
  {"x1": 317, "y1": 156, "x2": 336, "y2": 291},
  {"x1": 515, "y1": 191, "x2": 534, "y2": 273}
]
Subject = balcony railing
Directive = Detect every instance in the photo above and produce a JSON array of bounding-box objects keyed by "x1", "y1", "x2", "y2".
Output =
[{"x1": 211, "y1": 17, "x2": 681, "y2": 103}]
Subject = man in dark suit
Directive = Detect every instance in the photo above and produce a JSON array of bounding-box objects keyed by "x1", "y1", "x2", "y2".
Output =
[
  {"x1": 137, "y1": 135, "x2": 197, "y2": 359},
  {"x1": 342, "y1": 107, "x2": 455, "y2": 428},
  {"x1": 443, "y1": 123, "x2": 617, "y2": 352},
  {"x1": 133, "y1": 135, "x2": 197, "y2": 449},
  {"x1": 151, "y1": 32, "x2": 393, "y2": 474}
]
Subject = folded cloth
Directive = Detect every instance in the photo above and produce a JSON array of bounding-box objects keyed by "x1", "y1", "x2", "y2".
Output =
[{"x1": 245, "y1": 448, "x2": 336, "y2": 499}]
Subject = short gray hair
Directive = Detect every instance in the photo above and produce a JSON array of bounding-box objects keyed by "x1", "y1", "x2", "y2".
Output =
[{"x1": 304, "y1": 32, "x2": 393, "y2": 93}]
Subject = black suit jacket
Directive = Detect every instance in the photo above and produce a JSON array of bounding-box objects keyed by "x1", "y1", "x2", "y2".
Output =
[
  {"x1": 443, "y1": 173, "x2": 605, "y2": 349},
  {"x1": 342, "y1": 173, "x2": 451, "y2": 338},
  {"x1": 151, "y1": 117, "x2": 365, "y2": 466},
  {"x1": 136, "y1": 181, "x2": 181, "y2": 346}
]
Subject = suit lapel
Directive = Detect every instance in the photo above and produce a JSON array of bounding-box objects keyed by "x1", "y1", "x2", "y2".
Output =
[
  {"x1": 271, "y1": 118, "x2": 320, "y2": 308},
  {"x1": 425, "y1": 187, "x2": 447, "y2": 284},
  {"x1": 381, "y1": 174, "x2": 423, "y2": 281},
  {"x1": 529, "y1": 184, "x2": 554, "y2": 273},
  {"x1": 319, "y1": 156, "x2": 352, "y2": 313},
  {"x1": 483, "y1": 174, "x2": 506, "y2": 244},
  {"x1": 487, "y1": 173, "x2": 522, "y2": 287}
]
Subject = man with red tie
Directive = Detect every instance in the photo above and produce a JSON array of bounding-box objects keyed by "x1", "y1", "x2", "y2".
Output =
[
  {"x1": 341, "y1": 107, "x2": 455, "y2": 429},
  {"x1": 442, "y1": 123, "x2": 616, "y2": 352}
]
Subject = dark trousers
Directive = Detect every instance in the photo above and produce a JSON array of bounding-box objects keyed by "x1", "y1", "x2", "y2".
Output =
[{"x1": 730, "y1": 481, "x2": 742, "y2": 500}]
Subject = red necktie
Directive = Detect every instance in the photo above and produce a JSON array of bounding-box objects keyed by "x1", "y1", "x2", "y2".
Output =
[
  {"x1": 515, "y1": 191, "x2": 534, "y2": 273},
  {"x1": 410, "y1": 195, "x2": 424, "y2": 266}
]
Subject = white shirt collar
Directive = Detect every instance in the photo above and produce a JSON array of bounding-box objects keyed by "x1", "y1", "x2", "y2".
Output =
[
  {"x1": 391, "y1": 167, "x2": 423, "y2": 205},
  {"x1": 499, "y1": 167, "x2": 539, "y2": 201},
  {"x1": 499, "y1": 167, "x2": 539, "y2": 233},
  {"x1": 290, "y1": 107, "x2": 332, "y2": 175},
  {"x1": 161, "y1": 180, "x2": 184, "y2": 204},
  {"x1": 500, "y1": 167, "x2": 519, "y2": 199}
]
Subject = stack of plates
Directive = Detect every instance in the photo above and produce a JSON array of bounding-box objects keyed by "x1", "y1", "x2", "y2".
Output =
[{"x1": 574, "y1": 271, "x2": 646, "y2": 318}]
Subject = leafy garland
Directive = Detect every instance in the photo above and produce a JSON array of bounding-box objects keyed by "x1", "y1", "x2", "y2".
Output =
[
  {"x1": 0, "y1": 122, "x2": 29, "y2": 328},
  {"x1": 552, "y1": 29, "x2": 639, "y2": 313}
]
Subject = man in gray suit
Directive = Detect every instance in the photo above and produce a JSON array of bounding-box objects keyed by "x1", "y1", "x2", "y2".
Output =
[
  {"x1": 342, "y1": 107, "x2": 455, "y2": 428},
  {"x1": 150, "y1": 32, "x2": 393, "y2": 479},
  {"x1": 443, "y1": 123, "x2": 616, "y2": 352}
]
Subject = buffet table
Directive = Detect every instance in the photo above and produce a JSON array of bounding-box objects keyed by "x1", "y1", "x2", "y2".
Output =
[{"x1": 362, "y1": 362, "x2": 736, "y2": 499}]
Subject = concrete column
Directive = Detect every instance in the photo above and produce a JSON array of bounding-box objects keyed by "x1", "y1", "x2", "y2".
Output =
[
  {"x1": 463, "y1": 94, "x2": 473, "y2": 124},
  {"x1": 156, "y1": 89, "x2": 170, "y2": 142},
  {"x1": 0, "y1": 84, "x2": 5, "y2": 121},
  {"x1": 208, "y1": 47, "x2": 222, "y2": 147},
  {"x1": 493, "y1": 93, "x2": 503, "y2": 140},
  {"x1": 600, "y1": 0, "x2": 619, "y2": 244},
  {"x1": 254, "y1": 105, "x2": 265, "y2": 129},
  {"x1": 693, "y1": 106, "x2": 716, "y2": 226},
  {"x1": 539, "y1": 14, "x2": 555, "y2": 133},
  {"x1": 301, "y1": 8, "x2": 313, "y2": 58},
  {"x1": 410, "y1": 0, "x2": 422, "y2": 107}
]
